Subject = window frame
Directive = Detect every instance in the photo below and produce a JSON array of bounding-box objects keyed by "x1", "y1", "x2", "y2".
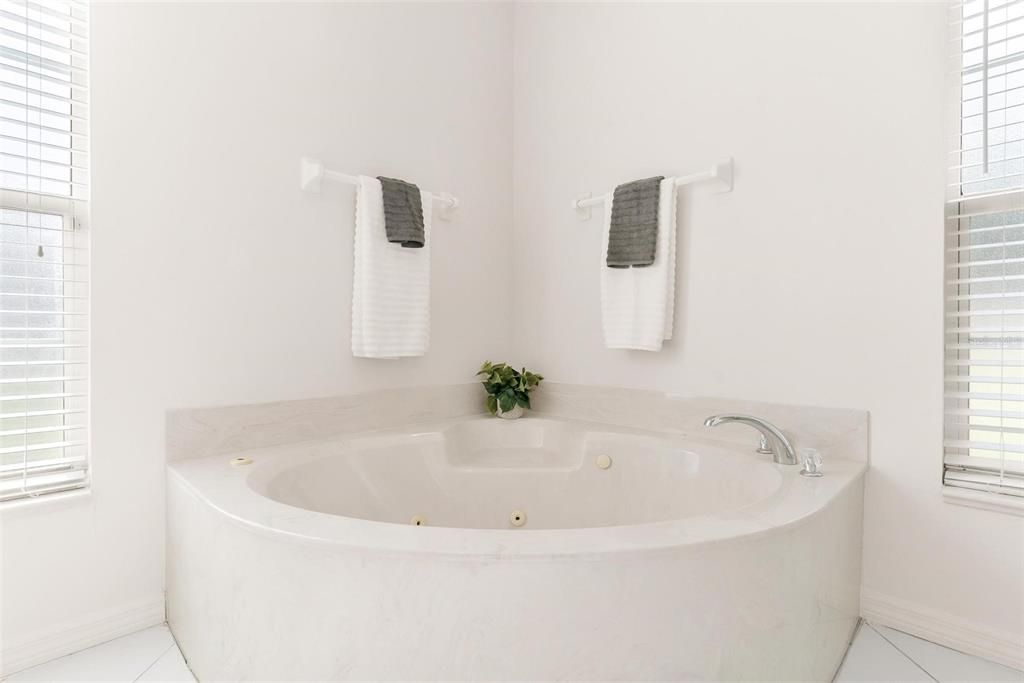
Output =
[
  {"x1": 942, "y1": 0, "x2": 1024, "y2": 512},
  {"x1": 0, "y1": 0, "x2": 90, "y2": 504}
]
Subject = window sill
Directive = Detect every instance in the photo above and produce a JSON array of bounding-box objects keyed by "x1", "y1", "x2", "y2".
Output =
[
  {"x1": 943, "y1": 486, "x2": 1024, "y2": 517},
  {"x1": 0, "y1": 487, "x2": 92, "y2": 517}
]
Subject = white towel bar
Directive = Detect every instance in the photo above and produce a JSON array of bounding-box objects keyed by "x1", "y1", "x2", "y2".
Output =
[
  {"x1": 300, "y1": 157, "x2": 459, "y2": 217},
  {"x1": 572, "y1": 158, "x2": 733, "y2": 217}
]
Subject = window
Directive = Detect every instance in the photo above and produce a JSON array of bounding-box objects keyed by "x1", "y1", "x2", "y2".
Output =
[
  {"x1": 945, "y1": 0, "x2": 1024, "y2": 498},
  {"x1": 0, "y1": 0, "x2": 88, "y2": 502}
]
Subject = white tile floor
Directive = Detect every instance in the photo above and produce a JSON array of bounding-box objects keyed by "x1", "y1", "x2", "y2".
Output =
[
  {"x1": 836, "y1": 622, "x2": 1024, "y2": 683},
  {"x1": 4, "y1": 620, "x2": 1021, "y2": 682},
  {"x1": 3, "y1": 626, "x2": 193, "y2": 683}
]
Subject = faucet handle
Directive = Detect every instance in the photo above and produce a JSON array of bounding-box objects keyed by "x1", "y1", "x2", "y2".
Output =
[
  {"x1": 756, "y1": 434, "x2": 773, "y2": 455},
  {"x1": 799, "y1": 448, "x2": 823, "y2": 477}
]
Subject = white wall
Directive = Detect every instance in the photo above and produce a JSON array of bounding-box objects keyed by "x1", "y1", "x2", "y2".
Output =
[
  {"x1": 512, "y1": 1, "x2": 1023, "y2": 649},
  {"x1": 1, "y1": 2, "x2": 514, "y2": 669}
]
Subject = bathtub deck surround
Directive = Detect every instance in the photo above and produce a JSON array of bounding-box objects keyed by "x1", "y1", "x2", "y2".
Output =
[
  {"x1": 166, "y1": 383, "x2": 868, "y2": 464},
  {"x1": 165, "y1": 383, "x2": 867, "y2": 681},
  {"x1": 165, "y1": 384, "x2": 488, "y2": 461},
  {"x1": 533, "y1": 383, "x2": 870, "y2": 462}
]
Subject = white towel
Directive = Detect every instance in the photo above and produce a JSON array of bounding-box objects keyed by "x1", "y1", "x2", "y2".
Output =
[
  {"x1": 600, "y1": 176, "x2": 677, "y2": 351},
  {"x1": 352, "y1": 175, "x2": 431, "y2": 358}
]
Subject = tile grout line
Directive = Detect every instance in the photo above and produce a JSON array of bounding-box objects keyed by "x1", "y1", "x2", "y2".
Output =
[
  {"x1": 867, "y1": 623, "x2": 940, "y2": 683},
  {"x1": 831, "y1": 618, "x2": 866, "y2": 682},
  {"x1": 164, "y1": 622, "x2": 196, "y2": 681},
  {"x1": 131, "y1": 643, "x2": 176, "y2": 683}
]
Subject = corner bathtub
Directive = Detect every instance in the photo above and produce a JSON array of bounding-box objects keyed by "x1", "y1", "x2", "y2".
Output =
[{"x1": 167, "y1": 416, "x2": 865, "y2": 682}]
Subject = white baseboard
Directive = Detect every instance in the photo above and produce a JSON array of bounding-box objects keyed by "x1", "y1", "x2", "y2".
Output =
[
  {"x1": 861, "y1": 588, "x2": 1024, "y2": 671},
  {"x1": 1, "y1": 595, "x2": 165, "y2": 677}
]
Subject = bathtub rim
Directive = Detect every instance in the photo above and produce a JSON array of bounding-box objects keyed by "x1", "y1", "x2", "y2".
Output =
[
  {"x1": 167, "y1": 416, "x2": 867, "y2": 559},
  {"x1": 246, "y1": 417, "x2": 788, "y2": 526}
]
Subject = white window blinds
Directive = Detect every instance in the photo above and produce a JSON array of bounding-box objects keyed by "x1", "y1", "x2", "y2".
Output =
[
  {"x1": 945, "y1": 0, "x2": 1024, "y2": 498},
  {"x1": 0, "y1": 0, "x2": 88, "y2": 503}
]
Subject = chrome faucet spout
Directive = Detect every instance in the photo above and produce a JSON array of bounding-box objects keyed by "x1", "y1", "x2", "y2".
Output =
[{"x1": 703, "y1": 414, "x2": 798, "y2": 465}]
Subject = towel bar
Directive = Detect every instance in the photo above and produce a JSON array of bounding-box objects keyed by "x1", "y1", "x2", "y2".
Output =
[
  {"x1": 573, "y1": 158, "x2": 733, "y2": 220},
  {"x1": 301, "y1": 157, "x2": 459, "y2": 219}
]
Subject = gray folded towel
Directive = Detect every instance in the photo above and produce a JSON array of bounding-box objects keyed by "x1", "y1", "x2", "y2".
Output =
[
  {"x1": 606, "y1": 176, "x2": 664, "y2": 268},
  {"x1": 377, "y1": 176, "x2": 425, "y2": 248}
]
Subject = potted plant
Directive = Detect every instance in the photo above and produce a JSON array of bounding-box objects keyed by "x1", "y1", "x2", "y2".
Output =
[{"x1": 476, "y1": 361, "x2": 543, "y2": 419}]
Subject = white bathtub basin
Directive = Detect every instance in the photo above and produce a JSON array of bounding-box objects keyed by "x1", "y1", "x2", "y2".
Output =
[
  {"x1": 255, "y1": 419, "x2": 783, "y2": 530},
  {"x1": 167, "y1": 415, "x2": 865, "y2": 681}
]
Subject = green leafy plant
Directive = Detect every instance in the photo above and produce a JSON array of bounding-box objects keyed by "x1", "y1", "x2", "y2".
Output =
[{"x1": 477, "y1": 361, "x2": 544, "y2": 415}]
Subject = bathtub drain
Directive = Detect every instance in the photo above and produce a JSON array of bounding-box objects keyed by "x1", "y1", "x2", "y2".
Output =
[{"x1": 410, "y1": 515, "x2": 427, "y2": 526}]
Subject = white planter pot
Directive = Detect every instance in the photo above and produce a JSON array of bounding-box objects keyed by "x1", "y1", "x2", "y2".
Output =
[{"x1": 496, "y1": 403, "x2": 524, "y2": 419}]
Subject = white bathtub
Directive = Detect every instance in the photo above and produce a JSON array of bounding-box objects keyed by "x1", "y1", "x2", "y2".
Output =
[{"x1": 167, "y1": 415, "x2": 865, "y2": 681}]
